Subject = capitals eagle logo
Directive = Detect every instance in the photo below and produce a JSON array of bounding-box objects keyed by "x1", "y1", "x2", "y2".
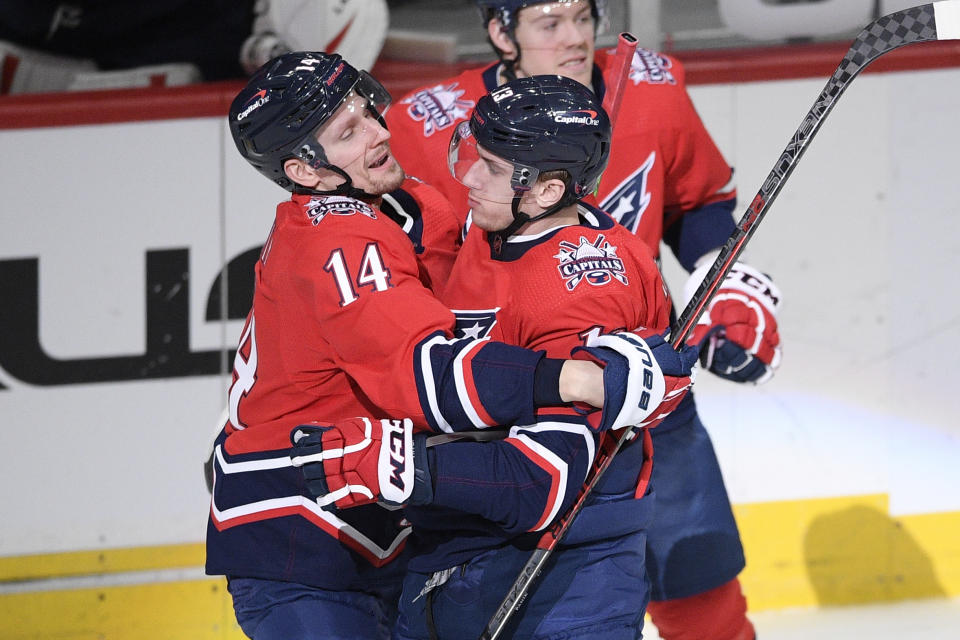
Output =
[{"x1": 554, "y1": 235, "x2": 629, "y2": 291}]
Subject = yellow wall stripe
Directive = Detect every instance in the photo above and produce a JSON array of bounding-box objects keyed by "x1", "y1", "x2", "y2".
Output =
[
  {"x1": 2, "y1": 495, "x2": 959, "y2": 638},
  {"x1": 734, "y1": 494, "x2": 960, "y2": 610},
  {"x1": 0, "y1": 543, "x2": 206, "y2": 581},
  {"x1": 0, "y1": 578, "x2": 244, "y2": 640}
]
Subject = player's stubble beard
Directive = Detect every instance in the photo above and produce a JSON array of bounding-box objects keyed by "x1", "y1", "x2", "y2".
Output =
[{"x1": 363, "y1": 145, "x2": 405, "y2": 196}]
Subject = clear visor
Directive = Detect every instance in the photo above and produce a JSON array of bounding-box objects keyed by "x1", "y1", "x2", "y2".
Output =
[
  {"x1": 353, "y1": 70, "x2": 392, "y2": 118},
  {"x1": 447, "y1": 121, "x2": 539, "y2": 205},
  {"x1": 297, "y1": 72, "x2": 393, "y2": 172}
]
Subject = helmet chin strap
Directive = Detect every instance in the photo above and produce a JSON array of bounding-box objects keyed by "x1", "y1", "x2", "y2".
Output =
[
  {"x1": 293, "y1": 164, "x2": 379, "y2": 201},
  {"x1": 500, "y1": 48, "x2": 521, "y2": 82},
  {"x1": 491, "y1": 190, "x2": 577, "y2": 251},
  {"x1": 495, "y1": 16, "x2": 524, "y2": 82}
]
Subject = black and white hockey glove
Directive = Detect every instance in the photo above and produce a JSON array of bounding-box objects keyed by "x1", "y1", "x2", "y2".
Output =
[{"x1": 572, "y1": 329, "x2": 699, "y2": 431}]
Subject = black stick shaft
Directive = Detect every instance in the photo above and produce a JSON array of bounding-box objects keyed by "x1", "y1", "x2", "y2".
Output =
[{"x1": 672, "y1": 2, "x2": 946, "y2": 348}]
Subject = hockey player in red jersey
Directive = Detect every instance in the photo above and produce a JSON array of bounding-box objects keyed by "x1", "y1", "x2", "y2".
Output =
[
  {"x1": 385, "y1": 2, "x2": 784, "y2": 639},
  {"x1": 299, "y1": 74, "x2": 698, "y2": 640},
  {"x1": 207, "y1": 51, "x2": 698, "y2": 639}
]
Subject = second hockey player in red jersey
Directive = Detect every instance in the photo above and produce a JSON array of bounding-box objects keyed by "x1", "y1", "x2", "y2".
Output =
[
  {"x1": 387, "y1": 75, "x2": 696, "y2": 639},
  {"x1": 386, "y1": 2, "x2": 784, "y2": 639}
]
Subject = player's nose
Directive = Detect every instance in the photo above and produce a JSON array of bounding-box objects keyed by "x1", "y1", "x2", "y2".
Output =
[{"x1": 371, "y1": 119, "x2": 391, "y2": 145}]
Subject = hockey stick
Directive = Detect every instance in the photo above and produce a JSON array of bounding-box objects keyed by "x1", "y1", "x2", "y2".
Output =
[
  {"x1": 671, "y1": 0, "x2": 960, "y2": 348},
  {"x1": 481, "y1": 3, "x2": 960, "y2": 638},
  {"x1": 479, "y1": 425, "x2": 635, "y2": 640},
  {"x1": 601, "y1": 32, "x2": 639, "y2": 122}
]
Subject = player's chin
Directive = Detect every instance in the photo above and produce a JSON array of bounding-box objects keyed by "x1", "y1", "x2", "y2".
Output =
[
  {"x1": 368, "y1": 163, "x2": 405, "y2": 195},
  {"x1": 471, "y1": 209, "x2": 509, "y2": 233}
]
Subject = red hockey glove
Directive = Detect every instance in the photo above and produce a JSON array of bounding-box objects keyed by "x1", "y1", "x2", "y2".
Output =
[
  {"x1": 289, "y1": 417, "x2": 433, "y2": 510},
  {"x1": 685, "y1": 260, "x2": 782, "y2": 384},
  {"x1": 572, "y1": 329, "x2": 699, "y2": 431}
]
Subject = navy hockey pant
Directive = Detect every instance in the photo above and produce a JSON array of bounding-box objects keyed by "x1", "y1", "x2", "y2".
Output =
[
  {"x1": 645, "y1": 396, "x2": 746, "y2": 601},
  {"x1": 227, "y1": 576, "x2": 400, "y2": 640},
  {"x1": 394, "y1": 531, "x2": 650, "y2": 640}
]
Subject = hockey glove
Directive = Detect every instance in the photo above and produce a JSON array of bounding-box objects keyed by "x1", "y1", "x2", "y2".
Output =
[
  {"x1": 572, "y1": 329, "x2": 699, "y2": 431},
  {"x1": 289, "y1": 417, "x2": 433, "y2": 510},
  {"x1": 685, "y1": 260, "x2": 782, "y2": 384}
]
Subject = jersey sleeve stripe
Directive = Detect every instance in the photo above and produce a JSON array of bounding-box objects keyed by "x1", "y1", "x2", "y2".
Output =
[
  {"x1": 453, "y1": 337, "x2": 499, "y2": 428},
  {"x1": 512, "y1": 420, "x2": 596, "y2": 471},
  {"x1": 505, "y1": 434, "x2": 567, "y2": 532},
  {"x1": 215, "y1": 444, "x2": 294, "y2": 473},
  {"x1": 416, "y1": 333, "x2": 456, "y2": 433}
]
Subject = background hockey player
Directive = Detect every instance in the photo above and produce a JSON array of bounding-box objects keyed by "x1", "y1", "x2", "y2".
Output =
[
  {"x1": 208, "y1": 50, "x2": 696, "y2": 639},
  {"x1": 385, "y1": 2, "x2": 784, "y2": 639}
]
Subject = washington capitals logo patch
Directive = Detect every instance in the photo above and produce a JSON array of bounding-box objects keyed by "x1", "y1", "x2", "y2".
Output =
[
  {"x1": 305, "y1": 197, "x2": 376, "y2": 226},
  {"x1": 403, "y1": 83, "x2": 475, "y2": 137},
  {"x1": 554, "y1": 235, "x2": 628, "y2": 291}
]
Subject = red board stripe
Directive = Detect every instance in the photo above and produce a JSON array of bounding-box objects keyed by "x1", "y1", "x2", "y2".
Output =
[{"x1": 1, "y1": 40, "x2": 958, "y2": 130}]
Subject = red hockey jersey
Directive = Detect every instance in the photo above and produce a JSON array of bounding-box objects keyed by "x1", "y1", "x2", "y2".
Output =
[
  {"x1": 385, "y1": 47, "x2": 737, "y2": 265},
  {"x1": 402, "y1": 205, "x2": 672, "y2": 571}
]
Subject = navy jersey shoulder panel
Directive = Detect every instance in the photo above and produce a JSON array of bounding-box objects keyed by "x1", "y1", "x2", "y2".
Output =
[
  {"x1": 662, "y1": 197, "x2": 737, "y2": 272},
  {"x1": 482, "y1": 63, "x2": 500, "y2": 92},
  {"x1": 381, "y1": 187, "x2": 426, "y2": 254}
]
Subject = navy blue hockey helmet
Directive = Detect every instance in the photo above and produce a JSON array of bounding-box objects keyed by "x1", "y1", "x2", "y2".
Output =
[
  {"x1": 229, "y1": 51, "x2": 391, "y2": 194},
  {"x1": 450, "y1": 74, "x2": 610, "y2": 202},
  {"x1": 448, "y1": 74, "x2": 610, "y2": 239},
  {"x1": 474, "y1": 0, "x2": 605, "y2": 32}
]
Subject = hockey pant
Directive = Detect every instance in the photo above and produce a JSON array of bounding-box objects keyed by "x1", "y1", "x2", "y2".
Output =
[
  {"x1": 645, "y1": 395, "x2": 746, "y2": 601},
  {"x1": 227, "y1": 576, "x2": 400, "y2": 640}
]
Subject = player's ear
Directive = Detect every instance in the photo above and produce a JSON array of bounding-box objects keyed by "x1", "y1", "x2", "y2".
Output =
[
  {"x1": 533, "y1": 178, "x2": 566, "y2": 209},
  {"x1": 488, "y1": 19, "x2": 517, "y2": 60},
  {"x1": 284, "y1": 158, "x2": 320, "y2": 189}
]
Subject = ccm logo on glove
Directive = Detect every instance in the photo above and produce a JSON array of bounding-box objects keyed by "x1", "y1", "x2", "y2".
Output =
[
  {"x1": 683, "y1": 259, "x2": 782, "y2": 384},
  {"x1": 382, "y1": 419, "x2": 413, "y2": 500},
  {"x1": 290, "y1": 417, "x2": 420, "y2": 509}
]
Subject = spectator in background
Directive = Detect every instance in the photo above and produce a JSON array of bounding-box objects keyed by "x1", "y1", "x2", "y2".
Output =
[
  {"x1": 0, "y1": 0, "x2": 388, "y2": 93},
  {"x1": 0, "y1": 0, "x2": 253, "y2": 90}
]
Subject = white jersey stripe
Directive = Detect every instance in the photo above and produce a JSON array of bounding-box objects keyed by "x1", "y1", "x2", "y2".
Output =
[
  {"x1": 453, "y1": 337, "x2": 493, "y2": 429},
  {"x1": 216, "y1": 445, "x2": 292, "y2": 473},
  {"x1": 509, "y1": 421, "x2": 596, "y2": 475},
  {"x1": 210, "y1": 460, "x2": 410, "y2": 560},
  {"x1": 419, "y1": 334, "x2": 456, "y2": 433}
]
